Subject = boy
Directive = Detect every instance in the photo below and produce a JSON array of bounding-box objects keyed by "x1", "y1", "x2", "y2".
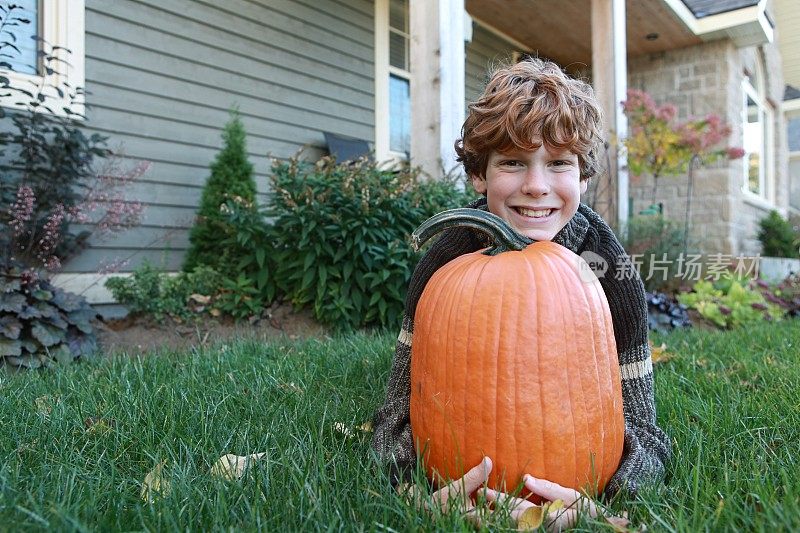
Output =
[{"x1": 371, "y1": 58, "x2": 670, "y2": 527}]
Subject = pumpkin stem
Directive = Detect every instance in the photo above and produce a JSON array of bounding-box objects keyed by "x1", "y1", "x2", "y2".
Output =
[{"x1": 411, "y1": 208, "x2": 533, "y2": 256}]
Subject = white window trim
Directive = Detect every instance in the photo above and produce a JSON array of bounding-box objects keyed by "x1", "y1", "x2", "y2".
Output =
[
  {"x1": 374, "y1": 0, "x2": 410, "y2": 166},
  {"x1": 0, "y1": 0, "x2": 85, "y2": 118},
  {"x1": 740, "y1": 59, "x2": 774, "y2": 205}
]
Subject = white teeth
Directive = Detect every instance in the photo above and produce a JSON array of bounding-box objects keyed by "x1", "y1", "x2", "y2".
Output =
[{"x1": 517, "y1": 207, "x2": 552, "y2": 218}]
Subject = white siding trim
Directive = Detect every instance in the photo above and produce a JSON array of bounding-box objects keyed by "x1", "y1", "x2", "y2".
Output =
[{"x1": 619, "y1": 357, "x2": 653, "y2": 381}]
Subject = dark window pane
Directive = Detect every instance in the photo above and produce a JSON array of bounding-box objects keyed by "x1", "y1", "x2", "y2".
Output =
[
  {"x1": 4, "y1": 0, "x2": 38, "y2": 75},
  {"x1": 389, "y1": 31, "x2": 407, "y2": 71},
  {"x1": 389, "y1": 0, "x2": 407, "y2": 32}
]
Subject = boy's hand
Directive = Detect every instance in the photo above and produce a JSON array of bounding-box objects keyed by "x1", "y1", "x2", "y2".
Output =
[
  {"x1": 397, "y1": 457, "x2": 492, "y2": 522},
  {"x1": 482, "y1": 475, "x2": 613, "y2": 531}
]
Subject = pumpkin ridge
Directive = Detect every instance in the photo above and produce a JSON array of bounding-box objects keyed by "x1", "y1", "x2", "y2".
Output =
[
  {"x1": 592, "y1": 276, "x2": 621, "y2": 483},
  {"x1": 566, "y1": 252, "x2": 601, "y2": 489},
  {"x1": 541, "y1": 251, "x2": 578, "y2": 486},
  {"x1": 490, "y1": 256, "x2": 506, "y2": 486},
  {"x1": 463, "y1": 254, "x2": 491, "y2": 480},
  {"x1": 414, "y1": 255, "x2": 466, "y2": 479},
  {"x1": 447, "y1": 255, "x2": 480, "y2": 478},
  {"x1": 438, "y1": 257, "x2": 477, "y2": 479},
  {"x1": 556, "y1": 253, "x2": 585, "y2": 488},
  {"x1": 579, "y1": 269, "x2": 607, "y2": 490}
]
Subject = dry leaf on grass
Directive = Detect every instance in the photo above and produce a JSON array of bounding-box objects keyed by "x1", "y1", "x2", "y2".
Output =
[
  {"x1": 34, "y1": 395, "x2": 60, "y2": 417},
  {"x1": 649, "y1": 340, "x2": 675, "y2": 364},
  {"x1": 84, "y1": 416, "x2": 117, "y2": 435},
  {"x1": 333, "y1": 422, "x2": 354, "y2": 437},
  {"x1": 141, "y1": 460, "x2": 171, "y2": 502},
  {"x1": 518, "y1": 499, "x2": 563, "y2": 530},
  {"x1": 334, "y1": 421, "x2": 373, "y2": 438},
  {"x1": 210, "y1": 452, "x2": 266, "y2": 481}
]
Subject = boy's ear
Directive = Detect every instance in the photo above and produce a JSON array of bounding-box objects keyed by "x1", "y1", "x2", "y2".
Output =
[
  {"x1": 471, "y1": 174, "x2": 487, "y2": 195},
  {"x1": 580, "y1": 178, "x2": 589, "y2": 194}
]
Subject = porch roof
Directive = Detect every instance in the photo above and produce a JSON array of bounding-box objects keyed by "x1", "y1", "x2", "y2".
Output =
[{"x1": 465, "y1": 0, "x2": 773, "y2": 71}]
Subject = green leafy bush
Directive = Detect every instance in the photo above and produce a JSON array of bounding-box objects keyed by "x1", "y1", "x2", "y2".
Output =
[
  {"x1": 757, "y1": 210, "x2": 800, "y2": 258},
  {"x1": 226, "y1": 156, "x2": 474, "y2": 329},
  {"x1": 677, "y1": 275, "x2": 783, "y2": 329},
  {"x1": 1, "y1": 270, "x2": 96, "y2": 369},
  {"x1": 105, "y1": 264, "x2": 222, "y2": 321},
  {"x1": 183, "y1": 110, "x2": 257, "y2": 272},
  {"x1": 621, "y1": 214, "x2": 686, "y2": 292}
]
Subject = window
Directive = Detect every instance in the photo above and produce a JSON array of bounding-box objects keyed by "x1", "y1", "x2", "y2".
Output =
[
  {"x1": 741, "y1": 50, "x2": 773, "y2": 201},
  {"x1": 0, "y1": 0, "x2": 85, "y2": 117},
  {"x1": 375, "y1": 0, "x2": 411, "y2": 161},
  {"x1": 3, "y1": 0, "x2": 38, "y2": 75},
  {"x1": 787, "y1": 105, "x2": 800, "y2": 211}
]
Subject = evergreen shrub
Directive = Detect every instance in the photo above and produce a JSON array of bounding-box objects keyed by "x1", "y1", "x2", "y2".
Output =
[{"x1": 184, "y1": 110, "x2": 257, "y2": 272}]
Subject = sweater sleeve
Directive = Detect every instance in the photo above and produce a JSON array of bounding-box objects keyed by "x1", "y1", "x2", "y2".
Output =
[
  {"x1": 371, "y1": 227, "x2": 482, "y2": 485},
  {"x1": 580, "y1": 210, "x2": 671, "y2": 499}
]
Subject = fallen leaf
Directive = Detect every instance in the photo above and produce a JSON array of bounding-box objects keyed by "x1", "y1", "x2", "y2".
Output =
[
  {"x1": 34, "y1": 395, "x2": 56, "y2": 417},
  {"x1": 84, "y1": 416, "x2": 116, "y2": 434},
  {"x1": 141, "y1": 460, "x2": 171, "y2": 502},
  {"x1": 518, "y1": 499, "x2": 563, "y2": 530},
  {"x1": 358, "y1": 421, "x2": 374, "y2": 433},
  {"x1": 518, "y1": 505, "x2": 546, "y2": 530},
  {"x1": 649, "y1": 340, "x2": 675, "y2": 364},
  {"x1": 210, "y1": 452, "x2": 266, "y2": 481},
  {"x1": 189, "y1": 293, "x2": 211, "y2": 305},
  {"x1": 333, "y1": 422, "x2": 354, "y2": 437}
]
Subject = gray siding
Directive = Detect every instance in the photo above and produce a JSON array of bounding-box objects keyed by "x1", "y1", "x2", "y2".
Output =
[
  {"x1": 69, "y1": 0, "x2": 375, "y2": 272},
  {"x1": 465, "y1": 23, "x2": 517, "y2": 106}
]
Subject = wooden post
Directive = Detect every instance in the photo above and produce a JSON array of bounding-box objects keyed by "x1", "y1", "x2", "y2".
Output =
[
  {"x1": 591, "y1": 0, "x2": 629, "y2": 228},
  {"x1": 410, "y1": 0, "x2": 465, "y2": 179}
]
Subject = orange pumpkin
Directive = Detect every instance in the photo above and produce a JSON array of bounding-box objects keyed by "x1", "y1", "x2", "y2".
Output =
[{"x1": 409, "y1": 209, "x2": 624, "y2": 495}]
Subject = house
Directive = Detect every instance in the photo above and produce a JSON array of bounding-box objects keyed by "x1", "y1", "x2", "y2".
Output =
[{"x1": 1, "y1": 0, "x2": 796, "y2": 304}]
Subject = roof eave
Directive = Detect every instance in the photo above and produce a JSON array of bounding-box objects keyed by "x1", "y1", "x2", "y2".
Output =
[{"x1": 660, "y1": 0, "x2": 774, "y2": 47}]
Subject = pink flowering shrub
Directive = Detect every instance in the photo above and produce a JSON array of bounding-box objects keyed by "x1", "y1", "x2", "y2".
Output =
[
  {"x1": 622, "y1": 88, "x2": 744, "y2": 205},
  {"x1": 1, "y1": 154, "x2": 148, "y2": 279}
]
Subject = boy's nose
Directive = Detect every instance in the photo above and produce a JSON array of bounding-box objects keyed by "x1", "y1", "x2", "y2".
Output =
[{"x1": 520, "y1": 168, "x2": 550, "y2": 196}]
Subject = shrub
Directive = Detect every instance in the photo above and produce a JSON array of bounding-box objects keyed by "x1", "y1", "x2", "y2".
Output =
[
  {"x1": 1, "y1": 269, "x2": 97, "y2": 369},
  {"x1": 621, "y1": 214, "x2": 686, "y2": 292},
  {"x1": 226, "y1": 155, "x2": 474, "y2": 329},
  {"x1": 757, "y1": 210, "x2": 800, "y2": 258},
  {"x1": 183, "y1": 110, "x2": 257, "y2": 272},
  {"x1": 105, "y1": 264, "x2": 222, "y2": 321}
]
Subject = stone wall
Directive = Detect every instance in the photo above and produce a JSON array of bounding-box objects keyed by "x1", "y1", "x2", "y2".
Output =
[{"x1": 626, "y1": 38, "x2": 787, "y2": 257}]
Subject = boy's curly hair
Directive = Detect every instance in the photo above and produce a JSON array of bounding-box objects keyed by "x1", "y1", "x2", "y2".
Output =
[{"x1": 455, "y1": 57, "x2": 604, "y2": 181}]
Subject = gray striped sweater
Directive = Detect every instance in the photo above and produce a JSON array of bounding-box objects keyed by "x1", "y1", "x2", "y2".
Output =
[{"x1": 371, "y1": 199, "x2": 671, "y2": 499}]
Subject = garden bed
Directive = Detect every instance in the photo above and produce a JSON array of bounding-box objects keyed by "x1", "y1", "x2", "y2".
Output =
[{"x1": 95, "y1": 302, "x2": 328, "y2": 355}]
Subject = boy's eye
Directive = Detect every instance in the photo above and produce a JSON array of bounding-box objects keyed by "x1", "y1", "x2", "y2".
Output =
[{"x1": 499, "y1": 160, "x2": 521, "y2": 167}]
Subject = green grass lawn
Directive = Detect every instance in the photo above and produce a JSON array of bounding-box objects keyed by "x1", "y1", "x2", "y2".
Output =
[{"x1": 1, "y1": 320, "x2": 798, "y2": 531}]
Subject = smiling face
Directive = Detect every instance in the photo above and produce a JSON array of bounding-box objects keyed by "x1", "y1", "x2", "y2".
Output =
[{"x1": 472, "y1": 144, "x2": 587, "y2": 241}]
